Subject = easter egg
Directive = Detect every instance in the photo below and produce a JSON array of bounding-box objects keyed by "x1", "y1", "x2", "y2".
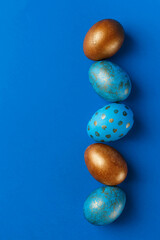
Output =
[
  {"x1": 89, "y1": 61, "x2": 131, "y2": 102},
  {"x1": 87, "y1": 103, "x2": 134, "y2": 142},
  {"x1": 84, "y1": 143, "x2": 128, "y2": 185},
  {"x1": 83, "y1": 19, "x2": 124, "y2": 60},
  {"x1": 83, "y1": 186, "x2": 126, "y2": 225}
]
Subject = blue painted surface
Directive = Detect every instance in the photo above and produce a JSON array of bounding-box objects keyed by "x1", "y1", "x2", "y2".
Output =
[
  {"x1": 89, "y1": 61, "x2": 131, "y2": 102},
  {"x1": 0, "y1": 0, "x2": 160, "y2": 239},
  {"x1": 83, "y1": 186, "x2": 126, "y2": 225},
  {"x1": 87, "y1": 103, "x2": 134, "y2": 142}
]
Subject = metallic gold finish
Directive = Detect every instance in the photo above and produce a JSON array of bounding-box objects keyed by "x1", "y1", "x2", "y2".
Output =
[
  {"x1": 109, "y1": 118, "x2": 114, "y2": 123},
  {"x1": 84, "y1": 143, "x2": 128, "y2": 186},
  {"x1": 123, "y1": 111, "x2": 127, "y2": 116},
  {"x1": 113, "y1": 129, "x2": 117, "y2": 133},
  {"x1": 102, "y1": 125, "x2": 107, "y2": 130},
  {"x1": 95, "y1": 132, "x2": 100, "y2": 137},
  {"x1": 119, "y1": 134, "x2": 124, "y2": 137},
  {"x1": 125, "y1": 88, "x2": 129, "y2": 95},
  {"x1": 94, "y1": 121, "x2": 97, "y2": 126},
  {"x1": 106, "y1": 134, "x2": 111, "y2": 138},
  {"x1": 101, "y1": 114, "x2": 106, "y2": 119},
  {"x1": 126, "y1": 123, "x2": 130, "y2": 128},
  {"x1": 118, "y1": 121, "x2": 123, "y2": 126},
  {"x1": 83, "y1": 19, "x2": 125, "y2": 60},
  {"x1": 114, "y1": 110, "x2": 118, "y2": 113}
]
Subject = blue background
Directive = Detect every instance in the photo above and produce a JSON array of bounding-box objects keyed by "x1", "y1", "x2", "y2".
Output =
[{"x1": 0, "y1": 0, "x2": 159, "y2": 239}]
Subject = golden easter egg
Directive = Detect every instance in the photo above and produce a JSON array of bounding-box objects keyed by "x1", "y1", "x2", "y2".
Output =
[
  {"x1": 84, "y1": 143, "x2": 128, "y2": 185},
  {"x1": 83, "y1": 19, "x2": 125, "y2": 60}
]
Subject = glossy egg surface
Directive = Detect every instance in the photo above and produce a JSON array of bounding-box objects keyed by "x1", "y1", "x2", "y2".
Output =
[
  {"x1": 83, "y1": 19, "x2": 124, "y2": 60},
  {"x1": 83, "y1": 186, "x2": 126, "y2": 225},
  {"x1": 87, "y1": 103, "x2": 134, "y2": 142},
  {"x1": 89, "y1": 61, "x2": 131, "y2": 102},
  {"x1": 84, "y1": 143, "x2": 128, "y2": 185}
]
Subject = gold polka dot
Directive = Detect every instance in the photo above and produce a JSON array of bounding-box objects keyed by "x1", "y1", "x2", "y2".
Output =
[
  {"x1": 105, "y1": 106, "x2": 110, "y2": 110},
  {"x1": 126, "y1": 123, "x2": 130, "y2": 128},
  {"x1": 118, "y1": 121, "x2": 123, "y2": 126},
  {"x1": 90, "y1": 135, "x2": 93, "y2": 138},
  {"x1": 123, "y1": 111, "x2": 127, "y2": 116},
  {"x1": 109, "y1": 118, "x2": 114, "y2": 123},
  {"x1": 88, "y1": 126, "x2": 90, "y2": 131},
  {"x1": 101, "y1": 114, "x2": 106, "y2": 120},
  {"x1": 106, "y1": 134, "x2": 111, "y2": 138},
  {"x1": 94, "y1": 121, "x2": 97, "y2": 126},
  {"x1": 102, "y1": 125, "x2": 107, "y2": 130},
  {"x1": 114, "y1": 109, "x2": 118, "y2": 113},
  {"x1": 95, "y1": 132, "x2": 100, "y2": 137},
  {"x1": 113, "y1": 129, "x2": 117, "y2": 133},
  {"x1": 119, "y1": 134, "x2": 124, "y2": 137}
]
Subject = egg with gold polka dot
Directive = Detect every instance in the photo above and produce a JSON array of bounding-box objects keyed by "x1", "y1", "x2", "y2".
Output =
[{"x1": 87, "y1": 103, "x2": 134, "y2": 142}]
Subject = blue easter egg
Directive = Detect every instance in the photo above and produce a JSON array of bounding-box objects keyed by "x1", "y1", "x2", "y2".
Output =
[
  {"x1": 87, "y1": 103, "x2": 134, "y2": 142},
  {"x1": 89, "y1": 61, "x2": 131, "y2": 102},
  {"x1": 83, "y1": 186, "x2": 126, "y2": 225}
]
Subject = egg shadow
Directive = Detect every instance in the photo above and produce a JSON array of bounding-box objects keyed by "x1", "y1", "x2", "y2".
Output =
[
  {"x1": 125, "y1": 105, "x2": 146, "y2": 141},
  {"x1": 111, "y1": 32, "x2": 138, "y2": 61},
  {"x1": 128, "y1": 79, "x2": 141, "y2": 103},
  {"x1": 125, "y1": 157, "x2": 138, "y2": 183},
  {"x1": 114, "y1": 187, "x2": 135, "y2": 225},
  {"x1": 113, "y1": 160, "x2": 139, "y2": 224}
]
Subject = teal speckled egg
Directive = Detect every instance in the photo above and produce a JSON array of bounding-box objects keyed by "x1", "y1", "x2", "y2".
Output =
[
  {"x1": 83, "y1": 186, "x2": 126, "y2": 225},
  {"x1": 87, "y1": 103, "x2": 134, "y2": 142},
  {"x1": 89, "y1": 61, "x2": 131, "y2": 102}
]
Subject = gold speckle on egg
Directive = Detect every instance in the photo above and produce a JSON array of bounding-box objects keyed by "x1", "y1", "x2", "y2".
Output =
[
  {"x1": 113, "y1": 129, "x2": 117, "y2": 133},
  {"x1": 119, "y1": 134, "x2": 124, "y2": 137},
  {"x1": 109, "y1": 118, "x2": 114, "y2": 123},
  {"x1": 125, "y1": 88, "x2": 129, "y2": 95},
  {"x1": 119, "y1": 82, "x2": 123, "y2": 89},
  {"x1": 125, "y1": 106, "x2": 129, "y2": 110},
  {"x1": 102, "y1": 125, "x2": 107, "y2": 130},
  {"x1": 118, "y1": 121, "x2": 123, "y2": 126},
  {"x1": 95, "y1": 132, "x2": 100, "y2": 137},
  {"x1": 94, "y1": 121, "x2": 97, "y2": 126},
  {"x1": 101, "y1": 114, "x2": 106, "y2": 119},
  {"x1": 126, "y1": 123, "x2": 130, "y2": 128},
  {"x1": 105, "y1": 106, "x2": 110, "y2": 110},
  {"x1": 114, "y1": 109, "x2": 118, "y2": 113},
  {"x1": 106, "y1": 134, "x2": 111, "y2": 138},
  {"x1": 95, "y1": 112, "x2": 98, "y2": 115},
  {"x1": 123, "y1": 111, "x2": 127, "y2": 116},
  {"x1": 100, "y1": 140, "x2": 105, "y2": 142},
  {"x1": 90, "y1": 135, "x2": 93, "y2": 138},
  {"x1": 88, "y1": 126, "x2": 90, "y2": 131}
]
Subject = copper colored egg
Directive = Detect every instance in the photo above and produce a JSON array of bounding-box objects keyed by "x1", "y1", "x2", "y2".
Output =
[
  {"x1": 84, "y1": 143, "x2": 128, "y2": 185},
  {"x1": 83, "y1": 19, "x2": 125, "y2": 60}
]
